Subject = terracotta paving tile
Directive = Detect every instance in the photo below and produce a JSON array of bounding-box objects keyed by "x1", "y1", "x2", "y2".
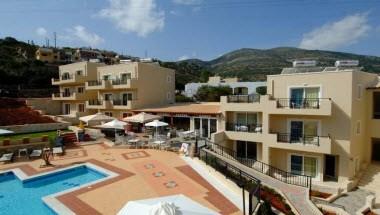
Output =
[
  {"x1": 122, "y1": 151, "x2": 150, "y2": 160},
  {"x1": 176, "y1": 165, "x2": 240, "y2": 215}
]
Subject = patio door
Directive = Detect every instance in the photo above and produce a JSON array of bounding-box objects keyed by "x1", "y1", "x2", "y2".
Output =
[
  {"x1": 236, "y1": 141, "x2": 257, "y2": 160},
  {"x1": 290, "y1": 154, "x2": 318, "y2": 178},
  {"x1": 290, "y1": 88, "x2": 304, "y2": 108},
  {"x1": 290, "y1": 121, "x2": 303, "y2": 142},
  {"x1": 63, "y1": 104, "x2": 70, "y2": 115},
  {"x1": 122, "y1": 93, "x2": 129, "y2": 105}
]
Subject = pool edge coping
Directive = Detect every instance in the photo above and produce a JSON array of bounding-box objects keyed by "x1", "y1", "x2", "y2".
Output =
[{"x1": 0, "y1": 162, "x2": 119, "y2": 215}]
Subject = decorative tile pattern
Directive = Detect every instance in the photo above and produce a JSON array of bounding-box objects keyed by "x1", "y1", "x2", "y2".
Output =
[
  {"x1": 122, "y1": 151, "x2": 150, "y2": 160},
  {"x1": 164, "y1": 180, "x2": 177, "y2": 188},
  {"x1": 153, "y1": 171, "x2": 165, "y2": 177}
]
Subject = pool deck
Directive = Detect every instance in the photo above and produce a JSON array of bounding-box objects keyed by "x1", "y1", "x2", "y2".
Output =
[{"x1": 0, "y1": 143, "x2": 241, "y2": 215}]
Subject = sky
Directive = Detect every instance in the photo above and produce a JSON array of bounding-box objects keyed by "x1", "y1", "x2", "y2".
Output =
[{"x1": 0, "y1": 0, "x2": 380, "y2": 61}]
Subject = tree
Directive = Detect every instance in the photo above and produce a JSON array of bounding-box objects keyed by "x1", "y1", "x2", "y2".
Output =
[
  {"x1": 194, "y1": 85, "x2": 232, "y2": 102},
  {"x1": 256, "y1": 86, "x2": 267, "y2": 95},
  {"x1": 200, "y1": 70, "x2": 211, "y2": 83}
]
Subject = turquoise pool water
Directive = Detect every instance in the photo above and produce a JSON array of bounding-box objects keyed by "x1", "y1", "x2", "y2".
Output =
[{"x1": 0, "y1": 165, "x2": 107, "y2": 215}]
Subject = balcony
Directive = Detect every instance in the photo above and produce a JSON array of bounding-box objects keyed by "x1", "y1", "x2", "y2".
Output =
[
  {"x1": 112, "y1": 99, "x2": 135, "y2": 109},
  {"x1": 85, "y1": 99, "x2": 112, "y2": 109},
  {"x1": 271, "y1": 98, "x2": 332, "y2": 116},
  {"x1": 51, "y1": 74, "x2": 87, "y2": 85},
  {"x1": 224, "y1": 123, "x2": 264, "y2": 142},
  {"x1": 272, "y1": 133, "x2": 332, "y2": 154},
  {"x1": 111, "y1": 78, "x2": 137, "y2": 89},
  {"x1": 220, "y1": 94, "x2": 263, "y2": 112},
  {"x1": 85, "y1": 80, "x2": 111, "y2": 90},
  {"x1": 227, "y1": 94, "x2": 260, "y2": 103},
  {"x1": 51, "y1": 92, "x2": 86, "y2": 100}
]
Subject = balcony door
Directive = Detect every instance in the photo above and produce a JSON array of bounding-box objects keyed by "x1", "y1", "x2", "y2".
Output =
[
  {"x1": 290, "y1": 87, "x2": 320, "y2": 108},
  {"x1": 63, "y1": 103, "x2": 70, "y2": 115},
  {"x1": 236, "y1": 141, "x2": 257, "y2": 160},
  {"x1": 290, "y1": 154, "x2": 318, "y2": 178},
  {"x1": 290, "y1": 120, "x2": 319, "y2": 142}
]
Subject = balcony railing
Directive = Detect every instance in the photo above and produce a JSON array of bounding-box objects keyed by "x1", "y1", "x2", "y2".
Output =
[
  {"x1": 199, "y1": 139, "x2": 312, "y2": 188},
  {"x1": 112, "y1": 79, "x2": 129, "y2": 85},
  {"x1": 112, "y1": 99, "x2": 129, "y2": 106},
  {"x1": 276, "y1": 133, "x2": 328, "y2": 146},
  {"x1": 227, "y1": 94, "x2": 260, "y2": 103},
  {"x1": 88, "y1": 99, "x2": 103, "y2": 106},
  {"x1": 53, "y1": 92, "x2": 72, "y2": 97},
  {"x1": 276, "y1": 98, "x2": 331, "y2": 109},
  {"x1": 87, "y1": 80, "x2": 102, "y2": 86},
  {"x1": 226, "y1": 123, "x2": 262, "y2": 133},
  {"x1": 61, "y1": 74, "x2": 74, "y2": 80}
]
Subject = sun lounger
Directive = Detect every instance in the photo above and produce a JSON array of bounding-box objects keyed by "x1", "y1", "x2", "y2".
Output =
[
  {"x1": 29, "y1": 149, "x2": 42, "y2": 158},
  {"x1": 52, "y1": 147, "x2": 63, "y2": 155},
  {"x1": 0, "y1": 153, "x2": 14, "y2": 162}
]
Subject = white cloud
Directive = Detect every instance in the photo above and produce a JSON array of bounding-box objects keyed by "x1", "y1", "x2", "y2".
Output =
[
  {"x1": 99, "y1": 0, "x2": 165, "y2": 37},
  {"x1": 66, "y1": 25, "x2": 104, "y2": 47},
  {"x1": 36, "y1": 27, "x2": 48, "y2": 37},
  {"x1": 178, "y1": 55, "x2": 189, "y2": 61},
  {"x1": 173, "y1": 0, "x2": 202, "y2": 5},
  {"x1": 299, "y1": 13, "x2": 371, "y2": 50}
]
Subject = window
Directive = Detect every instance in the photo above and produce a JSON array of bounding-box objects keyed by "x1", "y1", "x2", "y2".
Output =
[
  {"x1": 290, "y1": 154, "x2": 318, "y2": 178},
  {"x1": 357, "y1": 84, "x2": 363, "y2": 100},
  {"x1": 373, "y1": 92, "x2": 380, "y2": 119},
  {"x1": 167, "y1": 75, "x2": 172, "y2": 83},
  {"x1": 77, "y1": 87, "x2": 84, "y2": 93},
  {"x1": 356, "y1": 121, "x2": 361, "y2": 135},
  {"x1": 120, "y1": 73, "x2": 131, "y2": 80},
  {"x1": 76, "y1": 70, "x2": 83, "y2": 76},
  {"x1": 104, "y1": 94, "x2": 113, "y2": 101},
  {"x1": 78, "y1": 104, "x2": 85, "y2": 112},
  {"x1": 63, "y1": 104, "x2": 70, "y2": 115},
  {"x1": 290, "y1": 87, "x2": 320, "y2": 108},
  {"x1": 122, "y1": 112, "x2": 132, "y2": 118},
  {"x1": 104, "y1": 112, "x2": 113, "y2": 117},
  {"x1": 103, "y1": 75, "x2": 111, "y2": 80}
]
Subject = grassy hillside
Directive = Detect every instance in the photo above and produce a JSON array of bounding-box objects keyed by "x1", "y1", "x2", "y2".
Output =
[
  {"x1": 173, "y1": 47, "x2": 380, "y2": 83},
  {"x1": 0, "y1": 37, "x2": 58, "y2": 90}
]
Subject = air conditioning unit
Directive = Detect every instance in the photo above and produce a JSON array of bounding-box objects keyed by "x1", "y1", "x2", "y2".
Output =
[
  {"x1": 292, "y1": 60, "x2": 317, "y2": 67},
  {"x1": 335, "y1": 60, "x2": 359, "y2": 67}
]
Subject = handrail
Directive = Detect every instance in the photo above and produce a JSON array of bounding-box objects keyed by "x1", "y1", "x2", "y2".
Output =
[
  {"x1": 201, "y1": 139, "x2": 312, "y2": 189},
  {"x1": 277, "y1": 133, "x2": 324, "y2": 146},
  {"x1": 227, "y1": 94, "x2": 260, "y2": 103},
  {"x1": 276, "y1": 98, "x2": 331, "y2": 109},
  {"x1": 88, "y1": 99, "x2": 103, "y2": 105},
  {"x1": 87, "y1": 80, "x2": 102, "y2": 86}
]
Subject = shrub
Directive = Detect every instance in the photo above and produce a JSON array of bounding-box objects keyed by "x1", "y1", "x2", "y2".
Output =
[
  {"x1": 194, "y1": 85, "x2": 232, "y2": 102},
  {"x1": 175, "y1": 94, "x2": 194, "y2": 102},
  {"x1": 256, "y1": 86, "x2": 267, "y2": 95}
]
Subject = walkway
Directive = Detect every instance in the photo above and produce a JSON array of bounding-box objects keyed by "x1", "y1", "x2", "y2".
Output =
[
  {"x1": 202, "y1": 148, "x2": 322, "y2": 215},
  {"x1": 332, "y1": 188, "x2": 373, "y2": 215}
]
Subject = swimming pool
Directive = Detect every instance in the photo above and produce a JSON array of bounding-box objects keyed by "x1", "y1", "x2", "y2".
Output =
[{"x1": 0, "y1": 165, "x2": 110, "y2": 215}]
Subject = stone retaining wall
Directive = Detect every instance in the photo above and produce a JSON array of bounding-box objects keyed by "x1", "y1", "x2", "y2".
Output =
[{"x1": 0, "y1": 122, "x2": 69, "y2": 134}]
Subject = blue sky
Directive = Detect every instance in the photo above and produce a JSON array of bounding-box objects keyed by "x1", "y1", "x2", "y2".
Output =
[{"x1": 1, "y1": 0, "x2": 380, "y2": 61}]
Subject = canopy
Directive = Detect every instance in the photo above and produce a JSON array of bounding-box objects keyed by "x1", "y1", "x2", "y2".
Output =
[
  {"x1": 117, "y1": 194, "x2": 217, "y2": 215},
  {"x1": 79, "y1": 112, "x2": 115, "y2": 124},
  {"x1": 123, "y1": 112, "x2": 161, "y2": 123},
  {"x1": 0, "y1": 129, "x2": 14, "y2": 135},
  {"x1": 98, "y1": 119, "x2": 127, "y2": 130},
  {"x1": 144, "y1": 120, "x2": 168, "y2": 127}
]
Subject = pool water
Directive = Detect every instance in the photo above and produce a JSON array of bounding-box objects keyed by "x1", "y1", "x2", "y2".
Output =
[{"x1": 0, "y1": 166, "x2": 107, "y2": 215}]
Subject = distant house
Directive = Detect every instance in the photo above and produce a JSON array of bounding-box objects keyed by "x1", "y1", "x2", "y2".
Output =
[
  {"x1": 73, "y1": 48, "x2": 103, "y2": 62},
  {"x1": 35, "y1": 47, "x2": 60, "y2": 63},
  {"x1": 183, "y1": 76, "x2": 266, "y2": 97}
]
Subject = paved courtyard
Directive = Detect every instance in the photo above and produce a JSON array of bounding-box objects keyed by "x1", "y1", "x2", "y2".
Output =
[{"x1": 0, "y1": 143, "x2": 240, "y2": 215}]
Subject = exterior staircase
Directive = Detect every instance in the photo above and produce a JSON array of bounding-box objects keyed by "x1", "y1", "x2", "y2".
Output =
[{"x1": 358, "y1": 163, "x2": 380, "y2": 204}]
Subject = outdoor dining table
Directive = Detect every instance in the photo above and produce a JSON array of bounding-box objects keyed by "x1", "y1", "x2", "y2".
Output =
[{"x1": 128, "y1": 138, "x2": 140, "y2": 148}]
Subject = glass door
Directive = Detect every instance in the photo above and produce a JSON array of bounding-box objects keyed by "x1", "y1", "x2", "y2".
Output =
[
  {"x1": 63, "y1": 104, "x2": 70, "y2": 115},
  {"x1": 194, "y1": 118, "x2": 200, "y2": 136},
  {"x1": 305, "y1": 87, "x2": 319, "y2": 108},
  {"x1": 304, "y1": 121, "x2": 318, "y2": 142},
  {"x1": 290, "y1": 121, "x2": 303, "y2": 142},
  {"x1": 201, "y1": 118, "x2": 209, "y2": 138},
  {"x1": 236, "y1": 141, "x2": 246, "y2": 158},
  {"x1": 122, "y1": 94, "x2": 129, "y2": 106},
  {"x1": 246, "y1": 142, "x2": 257, "y2": 159},
  {"x1": 290, "y1": 155, "x2": 303, "y2": 175},
  {"x1": 290, "y1": 88, "x2": 304, "y2": 108}
]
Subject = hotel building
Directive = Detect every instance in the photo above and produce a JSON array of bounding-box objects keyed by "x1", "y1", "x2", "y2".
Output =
[{"x1": 212, "y1": 61, "x2": 380, "y2": 190}]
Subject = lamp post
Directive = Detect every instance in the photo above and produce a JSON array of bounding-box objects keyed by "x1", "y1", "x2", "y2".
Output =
[{"x1": 237, "y1": 181, "x2": 246, "y2": 215}]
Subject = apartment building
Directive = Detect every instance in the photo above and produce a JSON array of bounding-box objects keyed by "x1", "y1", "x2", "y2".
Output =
[
  {"x1": 212, "y1": 61, "x2": 380, "y2": 190},
  {"x1": 84, "y1": 62, "x2": 175, "y2": 119},
  {"x1": 51, "y1": 61, "x2": 106, "y2": 122},
  {"x1": 36, "y1": 47, "x2": 60, "y2": 63}
]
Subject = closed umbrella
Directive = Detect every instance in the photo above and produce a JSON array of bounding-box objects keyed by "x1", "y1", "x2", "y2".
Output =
[
  {"x1": 117, "y1": 194, "x2": 218, "y2": 215},
  {"x1": 144, "y1": 120, "x2": 168, "y2": 139}
]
